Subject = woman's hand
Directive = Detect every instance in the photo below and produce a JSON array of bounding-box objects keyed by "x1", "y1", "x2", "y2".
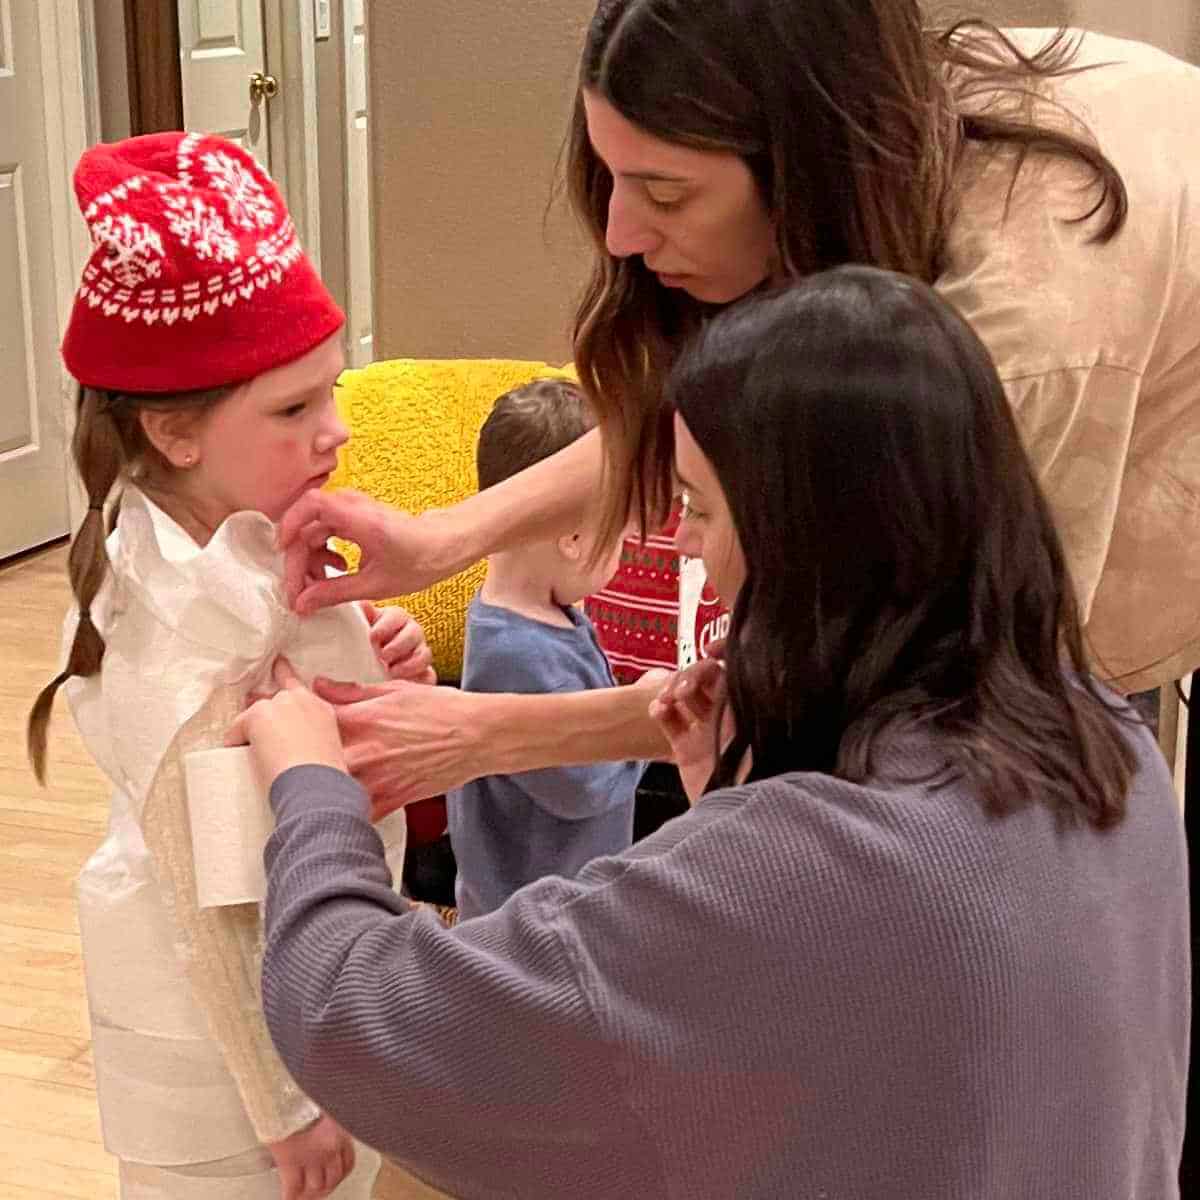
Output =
[
  {"x1": 277, "y1": 488, "x2": 464, "y2": 615},
  {"x1": 361, "y1": 601, "x2": 437, "y2": 685},
  {"x1": 311, "y1": 677, "x2": 483, "y2": 819},
  {"x1": 267, "y1": 1113, "x2": 354, "y2": 1200},
  {"x1": 225, "y1": 659, "x2": 347, "y2": 788},
  {"x1": 648, "y1": 652, "x2": 732, "y2": 804}
]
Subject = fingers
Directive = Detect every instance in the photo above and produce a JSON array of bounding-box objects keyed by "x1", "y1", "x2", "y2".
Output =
[
  {"x1": 224, "y1": 709, "x2": 250, "y2": 747},
  {"x1": 657, "y1": 666, "x2": 723, "y2": 725},
  {"x1": 370, "y1": 793, "x2": 412, "y2": 822},
  {"x1": 223, "y1": 690, "x2": 285, "y2": 748},
  {"x1": 648, "y1": 695, "x2": 693, "y2": 741},
  {"x1": 277, "y1": 1163, "x2": 302, "y2": 1200},
  {"x1": 272, "y1": 656, "x2": 304, "y2": 691},
  {"x1": 320, "y1": 1161, "x2": 343, "y2": 1196},
  {"x1": 294, "y1": 572, "x2": 376, "y2": 617},
  {"x1": 364, "y1": 604, "x2": 412, "y2": 643},
  {"x1": 302, "y1": 545, "x2": 348, "y2": 582},
  {"x1": 312, "y1": 676, "x2": 395, "y2": 705},
  {"x1": 380, "y1": 635, "x2": 435, "y2": 680},
  {"x1": 367, "y1": 607, "x2": 436, "y2": 680},
  {"x1": 302, "y1": 1163, "x2": 331, "y2": 1199},
  {"x1": 277, "y1": 489, "x2": 326, "y2": 550},
  {"x1": 359, "y1": 599, "x2": 379, "y2": 625}
]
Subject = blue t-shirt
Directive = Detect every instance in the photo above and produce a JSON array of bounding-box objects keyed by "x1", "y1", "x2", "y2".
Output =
[{"x1": 447, "y1": 595, "x2": 643, "y2": 920}]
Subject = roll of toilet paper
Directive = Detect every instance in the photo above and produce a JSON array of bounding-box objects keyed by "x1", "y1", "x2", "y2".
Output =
[{"x1": 184, "y1": 746, "x2": 272, "y2": 908}]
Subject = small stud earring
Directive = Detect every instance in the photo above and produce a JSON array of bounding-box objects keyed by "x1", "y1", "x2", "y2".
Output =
[{"x1": 181, "y1": 452, "x2": 195, "y2": 468}]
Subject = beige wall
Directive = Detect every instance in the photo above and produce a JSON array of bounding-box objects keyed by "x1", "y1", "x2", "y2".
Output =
[
  {"x1": 367, "y1": 0, "x2": 593, "y2": 362},
  {"x1": 923, "y1": 1, "x2": 1071, "y2": 23},
  {"x1": 369, "y1": 0, "x2": 1197, "y2": 361},
  {"x1": 927, "y1": 1, "x2": 1198, "y2": 57},
  {"x1": 1071, "y1": 0, "x2": 1198, "y2": 59}
]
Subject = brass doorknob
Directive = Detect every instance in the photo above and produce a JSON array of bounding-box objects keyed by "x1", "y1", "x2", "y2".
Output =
[{"x1": 249, "y1": 72, "x2": 280, "y2": 103}]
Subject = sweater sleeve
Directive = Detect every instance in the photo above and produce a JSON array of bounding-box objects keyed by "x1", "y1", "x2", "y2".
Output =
[
  {"x1": 261, "y1": 766, "x2": 645, "y2": 1195},
  {"x1": 138, "y1": 736, "x2": 320, "y2": 1145}
]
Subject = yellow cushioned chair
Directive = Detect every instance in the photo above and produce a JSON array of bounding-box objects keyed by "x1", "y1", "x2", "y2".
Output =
[{"x1": 329, "y1": 358, "x2": 576, "y2": 681}]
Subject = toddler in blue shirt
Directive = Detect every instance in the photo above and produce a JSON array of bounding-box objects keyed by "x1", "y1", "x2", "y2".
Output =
[{"x1": 447, "y1": 379, "x2": 644, "y2": 919}]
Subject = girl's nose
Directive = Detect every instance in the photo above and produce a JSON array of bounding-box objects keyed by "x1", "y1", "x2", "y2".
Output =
[{"x1": 315, "y1": 407, "x2": 349, "y2": 454}]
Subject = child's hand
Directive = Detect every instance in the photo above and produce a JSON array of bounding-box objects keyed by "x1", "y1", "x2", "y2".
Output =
[
  {"x1": 648, "y1": 654, "x2": 733, "y2": 804},
  {"x1": 361, "y1": 601, "x2": 437, "y2": 685},
  {"x1": 226, "y1": 658, "x2": 347, "y2": 787},
  {"x1": 267, "y1": 1112, "x2": 354, "y2": 1199}
]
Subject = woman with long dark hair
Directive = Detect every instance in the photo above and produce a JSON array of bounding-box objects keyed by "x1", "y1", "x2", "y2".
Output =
[
  {"x1": 280, "y1": 2, "x2": 1198, "y2": 807},
  {"x1": 235, "y1": 270, "x2": 1187, "y2": 1197}
]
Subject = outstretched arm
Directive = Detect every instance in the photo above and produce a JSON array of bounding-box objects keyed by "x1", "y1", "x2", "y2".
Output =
[
  {"x1": 311, "y1": 669, "x2": 672, "y2": 815},
  {"x1": 278, "y1": 427, "x2": 604, "y2": 614}
]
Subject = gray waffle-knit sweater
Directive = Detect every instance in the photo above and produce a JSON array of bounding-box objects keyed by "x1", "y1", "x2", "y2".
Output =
[{"x1": 261, "y1": 723, "x2": 1188, "y2": 1199}]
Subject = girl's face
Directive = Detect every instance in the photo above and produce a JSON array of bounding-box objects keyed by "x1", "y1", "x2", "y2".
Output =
[
  {"x1": 673, "y1": 413, "x2": 746, "y2": 607},
  {"x1": 182, "y1": 333, "x2": 349, "y2": 524},
  {"x1": 583, "y1": 91, "x2": 777, "y2": 305}
]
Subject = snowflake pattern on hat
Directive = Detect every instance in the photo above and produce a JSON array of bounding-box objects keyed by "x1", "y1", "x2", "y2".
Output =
[
  {"x1": 162, "y1": 188, "x2": 239, "y2": 262},
  {"x1": 91, "y1": 213, "x2": 165, "y2": 289},
  {"x1": 202, "y1": 149, "x2": 276, "y2": 230},
  {"x1": 76, "y1": 132, "x2": 298, "y2": 327}
]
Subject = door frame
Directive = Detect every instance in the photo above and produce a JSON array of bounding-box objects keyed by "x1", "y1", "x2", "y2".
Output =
[
  {"x1": 38, "y1": 0, "x2": 94, "y2": 534},
  {"x1": 263, "y1": 0, "x2": 323, "y2": 270}
]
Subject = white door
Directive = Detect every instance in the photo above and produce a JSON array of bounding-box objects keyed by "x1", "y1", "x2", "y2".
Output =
[
  {"x1": 342, "y1": 0, "x2": 374, "y2": 365},
  {"x1": 178, "y1": 0, "x2": 270, "y2": 165},
  {"x1": 0, "y1": 5, "x2": 74, "y2": 558}
]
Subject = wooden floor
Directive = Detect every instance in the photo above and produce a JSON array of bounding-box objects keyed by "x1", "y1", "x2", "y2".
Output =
[{"x1": 0, "y1": 542, "x2": 444, "y2": 1198}]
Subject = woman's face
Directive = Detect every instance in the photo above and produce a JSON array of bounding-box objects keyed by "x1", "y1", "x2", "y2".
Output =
[
  {"x1": 673, "y1": 413, "x2": 746, "y2": 606},
  {"x1": 583, "y1": 91, "x2": 776, "y2": 305}
]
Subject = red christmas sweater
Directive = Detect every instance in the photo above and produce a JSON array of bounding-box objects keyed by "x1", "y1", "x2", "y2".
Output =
[{"x1": 585, "y1": 511, "x2": 728, "y2": 683}]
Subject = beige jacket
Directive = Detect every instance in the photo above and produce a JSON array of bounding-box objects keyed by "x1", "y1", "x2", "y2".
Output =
[{"x1": 938, "y1": 29, "x2": 1200, "y2": 691}]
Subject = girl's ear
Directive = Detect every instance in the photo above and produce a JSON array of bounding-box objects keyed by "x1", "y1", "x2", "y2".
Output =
[
  {"x1": 557, "y1": 532, "x2": 583, "y2": 562},
  {"x1": 138, "y1": 408, "x2": 201, "y2": 470}
]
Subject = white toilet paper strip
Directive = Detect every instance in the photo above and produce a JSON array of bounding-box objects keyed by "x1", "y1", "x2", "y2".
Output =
[
  {"x1": 91, "y1": 1022, "x2": 261, "y2": 1164},
  {"x1": 117, "y1": 1140, "x2": 381, "y2": 1199},
  {"x1": 185, "y1": 746, "x2": 273, "y2": 908}
]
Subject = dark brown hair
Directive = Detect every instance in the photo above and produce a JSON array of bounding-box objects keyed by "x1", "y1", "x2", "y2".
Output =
[
  {"x1": 669, "y1": 266, "x2": 1136, "y2": 827},
  {"x1": 476, "y1": 377, "x2": 595, "y2": 490},
  {"x1": 567, "y1": 0, "x2": 1129, "y2": 551},
  {"x1": 27, "y1": 383, "x2": 229, "y2": 782}
]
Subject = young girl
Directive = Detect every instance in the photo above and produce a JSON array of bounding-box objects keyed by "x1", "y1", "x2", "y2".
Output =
[{"x1": 28, "y1": 133, "x2": 432, "y2": 1200}]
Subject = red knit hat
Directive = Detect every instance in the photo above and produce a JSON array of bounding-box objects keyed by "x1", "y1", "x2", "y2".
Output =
[{"x1": 62, "y1": 132, "x2": 344, "y2": 394}]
